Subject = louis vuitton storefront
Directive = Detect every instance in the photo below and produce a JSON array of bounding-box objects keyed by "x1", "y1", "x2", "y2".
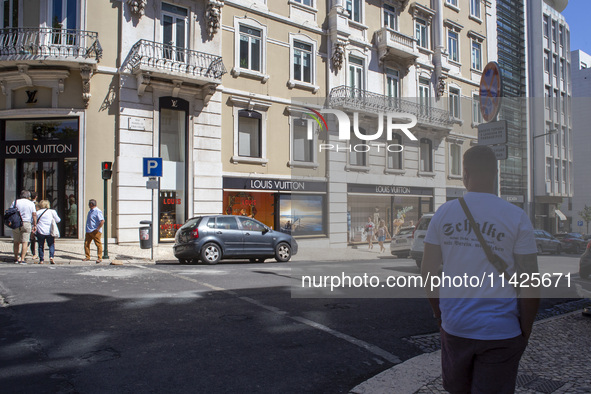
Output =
[{"x1": 1, "y1": 118, "x2": 79, "y2": 238}]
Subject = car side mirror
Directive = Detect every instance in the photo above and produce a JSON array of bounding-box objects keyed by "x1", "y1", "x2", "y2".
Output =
[{"x1": 262, "y1": 227, "x2": 270, "y2": 234}]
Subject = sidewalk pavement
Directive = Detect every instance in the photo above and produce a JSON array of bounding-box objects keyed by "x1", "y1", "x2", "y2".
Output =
[
  {"x1": 0, "y1": 238, "x2": 392, "y2": 265},
  {"x1": 2, "y1": 238, "x2": 590, "y2": 393},
  {"x1": 352, "y1": 309, "x2": 591, "y2": 394}
]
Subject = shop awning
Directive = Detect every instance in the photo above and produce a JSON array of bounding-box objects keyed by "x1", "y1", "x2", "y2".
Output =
[{"x1": 555, "y1": 209, "x2": 567, "y2": 221}]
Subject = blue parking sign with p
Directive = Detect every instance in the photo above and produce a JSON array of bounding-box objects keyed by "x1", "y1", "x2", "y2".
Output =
[{"x1": 143, "y1": 157, "x2": 162, "y2": 177}]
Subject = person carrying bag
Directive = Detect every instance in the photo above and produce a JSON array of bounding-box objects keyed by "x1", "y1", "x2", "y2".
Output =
[{"x1": 35, "y1": 200, "x2": 61, "y2": 264}]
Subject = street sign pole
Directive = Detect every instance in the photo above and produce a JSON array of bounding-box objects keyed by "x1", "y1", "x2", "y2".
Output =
[
  {"x1": 144, "y1": 157, "x2": 161, "y2": 262},
  {"x1": 103, "y1": 177, "x2": 109, "y2": 260}
]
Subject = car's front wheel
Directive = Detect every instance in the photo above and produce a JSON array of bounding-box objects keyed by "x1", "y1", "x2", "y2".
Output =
[
  {"x1": 201, "y1": 243, "x2": 222, "y2": 265},
  {"x1": 275, "y1": 243, "x2": 292, "y2": 262}
]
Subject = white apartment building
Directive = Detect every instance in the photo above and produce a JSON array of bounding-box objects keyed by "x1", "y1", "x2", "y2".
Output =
[{"x1": 527, "y1": 0, "x2": 572, "y2": 233}]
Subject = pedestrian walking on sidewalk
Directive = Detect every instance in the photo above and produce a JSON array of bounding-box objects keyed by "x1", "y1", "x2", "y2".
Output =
[
  {"x1": 84, "y1": 199, "x2": 104, "y2": 263},
  {"x1": 35, "y1": 200, "x2": 61, "y2": 264},
  {"x1": 421, "y1": 145, "x2": 541, "y2": 393},
  {"x1": 10, "y1": 190, "x2": 37, "y2": 264},
  {"x1": 377, "y1": 220, "x2": 390, "y2": 253},
  {"x1": 29, "y1": 191, "x2": 39, "y2": 259},
  {"x1": 364, "y1": 216, "x2": 375, "y2": 249}
]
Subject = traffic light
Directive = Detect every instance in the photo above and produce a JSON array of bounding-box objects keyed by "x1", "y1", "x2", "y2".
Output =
[{"x1": 101, "y1": 161, "x2": 113, "y2": 180}]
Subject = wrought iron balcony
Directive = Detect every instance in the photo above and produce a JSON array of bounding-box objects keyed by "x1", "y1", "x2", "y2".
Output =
[
  {"x1": 329, "y1": 86, "x2": 454, "y2": 129},
  {"x1": 128, "y1": 39, "x2": 226, "y2": 84},
  {"x1": 0, "y1": 28, "x2": 102, "y2": 62},
  {"x1": 374, "y1": 28, "x2": 418, "y2": 67}
]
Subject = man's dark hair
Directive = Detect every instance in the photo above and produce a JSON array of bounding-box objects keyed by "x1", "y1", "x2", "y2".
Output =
[
  {"x1": 463, "y1": 145, "x2": 497, "y2": 178},
  {"x1": 30, "y1": 191, "x2": 38, "y2": 200},
  {"x1": 20, "y1": 190, "x2": 30, "y2": 199},
  {"x1": 89, "y1": 199, "x2": 97, "y2": 207}
]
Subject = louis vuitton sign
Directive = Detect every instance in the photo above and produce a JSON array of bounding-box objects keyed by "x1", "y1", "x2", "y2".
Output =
[{"x1": 2, "y1": 140, "x2": 78, "y2": 159}]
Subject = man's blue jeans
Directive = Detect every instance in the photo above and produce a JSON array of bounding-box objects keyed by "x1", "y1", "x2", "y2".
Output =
[{"x1": 36, "y1": 234, "x2": 55, "y2": 262}]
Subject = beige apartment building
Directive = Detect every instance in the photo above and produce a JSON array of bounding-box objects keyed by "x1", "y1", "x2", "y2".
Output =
[
  {"x1": 0, "y1": 0, "x2": 118, "y2": 240},
  {"x1": 0, "y1": 0, "x2": 491, "y2": 250}
]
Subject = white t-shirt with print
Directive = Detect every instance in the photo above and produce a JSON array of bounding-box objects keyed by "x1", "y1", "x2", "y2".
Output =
[
  {"x1": 424, "y1": 192, "x2": 537, "y2": 340},
  {"x1": 12, "y1": 199, "x2": 36, "y2": 223}
]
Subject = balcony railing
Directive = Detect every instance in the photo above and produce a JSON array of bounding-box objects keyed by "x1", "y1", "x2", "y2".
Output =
[
  {"x1": 128, "y1": 39, "x2": 226, "y2": 82},
  {"x1": 0, "y1": 28, "x2": 102, "y2": 61},
  {"x1": 329, "y1": 86, "x2": 454, "y2": 128}
]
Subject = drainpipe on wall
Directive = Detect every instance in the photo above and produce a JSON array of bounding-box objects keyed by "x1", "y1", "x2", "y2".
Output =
[{"x1": 432, "y1": 0, "x2": 445, "y2": 100}]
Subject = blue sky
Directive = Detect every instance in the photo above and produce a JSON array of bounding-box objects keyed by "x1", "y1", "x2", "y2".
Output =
[{"x1": 562, "y1": 0, "x2": 591, "y2": 55}]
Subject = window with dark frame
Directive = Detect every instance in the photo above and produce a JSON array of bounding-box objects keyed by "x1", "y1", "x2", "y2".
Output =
[{"x1": 238, "y1": 110, "x2": 262, "y2": 158}]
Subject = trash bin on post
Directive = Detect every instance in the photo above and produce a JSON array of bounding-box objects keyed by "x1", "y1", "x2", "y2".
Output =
[{"x1": 139, "y1": 220, "x2": 152, "y2": 249}]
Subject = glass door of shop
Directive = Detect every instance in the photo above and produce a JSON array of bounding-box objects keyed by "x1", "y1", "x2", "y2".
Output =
[{"x1": 18, "y1": 159, "x2": 78, "y2": 238}]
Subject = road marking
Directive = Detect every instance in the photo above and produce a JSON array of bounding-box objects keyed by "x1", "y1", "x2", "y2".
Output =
[{"x1": 132, "y1": 264, "x2": 401, "y2": 364}]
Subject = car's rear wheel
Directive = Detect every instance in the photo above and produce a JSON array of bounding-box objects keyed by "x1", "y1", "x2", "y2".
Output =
[
  {"x1": 201, "y1": 243, "x2": 221, "y2": 265},
  {"x1": 275, "y1": 243, "x2": 291, "y2": 262}
]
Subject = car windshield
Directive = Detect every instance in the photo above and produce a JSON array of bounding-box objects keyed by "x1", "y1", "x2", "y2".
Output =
[
  {"x1": 416, "y1": 217, "x2": 431, "y2": 231},
  {"x1": 180, "y1": 218, "x2": 201, "y2": 230},
  {"x1": 397, "y1": 228, "x2": 414, "y2": 236}
]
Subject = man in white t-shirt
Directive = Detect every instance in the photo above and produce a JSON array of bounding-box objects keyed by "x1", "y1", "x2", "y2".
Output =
[
  {"x1": 11, "y1": 190, "x2": 37, "y2": 264},
  {"x1": 421, "y1": 145, "x2": 540, "y2": 393}
]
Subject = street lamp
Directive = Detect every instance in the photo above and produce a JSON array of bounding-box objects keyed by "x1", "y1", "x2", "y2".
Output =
[{"x1": 531, "y1": 128, "x2": 558, "y2": 229}]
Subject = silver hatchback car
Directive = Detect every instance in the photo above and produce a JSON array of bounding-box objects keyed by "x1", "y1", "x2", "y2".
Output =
[{"x1": 390, "y1": 226, "x2": 415, "y2": 257}]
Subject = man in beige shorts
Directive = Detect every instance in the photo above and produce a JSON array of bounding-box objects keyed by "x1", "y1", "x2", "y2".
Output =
[{"x1": 12, "y1": 190, "x2": 37, "y2": 264}]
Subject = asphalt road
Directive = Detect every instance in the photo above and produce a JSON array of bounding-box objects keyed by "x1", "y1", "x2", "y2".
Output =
[{"x1": 0, "y1": 255, "x2": 586, "y2": 394}]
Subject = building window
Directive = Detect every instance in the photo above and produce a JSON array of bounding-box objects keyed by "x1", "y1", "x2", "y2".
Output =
[
  {"x1": 563, "y1": 126, "x2": 568, "y2": 150},
  {"x1": 386, "y1": 68, "x2": 399, "y2": 98},
  {"x1": 544, "y1": 86, "x2": 551, "y2": 109},
  {"x1": 162, "y1": 3, "x2": 188, "y2": 61},
  {"x1": 384, "y1": 4, "x2": 397, "y2": 30},
  {"x1": 560, "y1": 58, "x2": 565, "y2": 79},
  {"x1": 415, "y1": 18, "x2": 428, "y2": 49},
  {"x1": 554, "y1": 89, "x2": 559, "y2": 113},
  {"x1": 546, "y1": 158, "x2": 552, "y2": 181},
  {"x1": 472, "y1": 93, "x2": 483, "y2": 124},
  {"x1": 448, "y1": 31, "x2": 459, "y2": 62},
  {"x1": 238, "y1": 110, "x2": 262, "y2": 158},
  {"x1": 545, "y1": 123, "x2": 552, "y2": 145},
  {"x1": 555, "y1": 159, "x2": 560, "y2": 183},
  {"x1": 471, "y1": 40, "x2": 482, "y2": 70},
  {"x1": 552, "y1": 55, "x2": 558, "y2": 77},
  {"x1": 349, "y1": 55, "x2": 365, "y2": 93},
  {"x1": 544, "y1": 51, "x2": 549, "y2": 73},
  {"x1": 349, "y1": 128, "x2": 367, "y2": 167},
  {"x1": 419, "y1": 77, "x2": 430, "y2": 116},
  {"x1": 446, "y1": 0, "x2": 458, "y2": 7},
  {"x1": 450, "y1": 143, "x2": 461, "y2": 176},
  {"x1": 420, "y1": 138, "x2": 433, "y2": 172},
  {"x1": 561, "y1": 92, "x2": 566, "y2": 114},
  {"x1": 346, "y1": 0, "x2": 362, "y2": 23},
  {"x1": 294, "y1": 0, "x2": 312, "y2": 6},
  {"x1": 291, "y1": 118, "x2": 314, "y2": 163},
  {"x1": 387, "y1": 134, "x2": 402, "y2": 170},
  {"x1": 293, "y1": 40, "x2": 312, "y2": 83},
  {"x1": 2, "y1": 0, "x2": 19, "y2": 28},
  {"x1": 551, "y1": 20, "x2": 557, "y2": 44},
  {"x1": 239, "y1": 24, "x2": 262, "y2": 72},
  {"x1": 470, "y1": 0, "x2": 481, "y2": 19},
  {"x1": 543, "y1": 15, "x2": 549, "y2": 38},
  {"x1": 52, "y1": 0, "x2": 78, "y2": 30},
  {"x1": 562, "y1": 160, "x2": 567, "y2": 186},
  {"x1": 559, "y1": 25, "x2": 564, "y2": 47},
  {"x1": 449, "y1": 87, "x2": 460, "y2": 118}
]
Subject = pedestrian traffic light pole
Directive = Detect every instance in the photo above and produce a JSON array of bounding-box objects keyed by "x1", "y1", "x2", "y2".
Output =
[{"x1": 101, "y1": 162, "x2": 113, "y2": 260}]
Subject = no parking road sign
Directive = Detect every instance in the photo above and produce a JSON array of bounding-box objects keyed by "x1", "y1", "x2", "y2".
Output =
[
  {"x1": 143, "y1": 157, "x2": 162, "y2": 177},
  {"x1": 480, "y1": 62, "x2": 503, "y2": 123}
]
